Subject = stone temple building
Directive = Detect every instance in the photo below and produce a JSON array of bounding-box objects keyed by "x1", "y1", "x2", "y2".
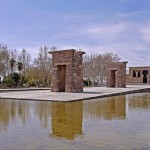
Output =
[
  {"x1": 126, "y1": 66, "x2": 150, "y2": 84},
  {"x1": 107, "y1": 62, "x2": 128, "y2": 88},
  {"x1": 49, "y1": 49, "x2": 85, "y2": 93}
]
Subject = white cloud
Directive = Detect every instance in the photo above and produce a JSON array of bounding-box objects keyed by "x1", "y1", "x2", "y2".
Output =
[
  {"x1": 83, "y1": 22, "x2": 129, "y2": 36},
  {"x1": 116, "y1": 11, "x2": 144, "y2": 19},
  {"x1": 11, "y1": 19, "x2": 150, "y2": 67},
  {"x1": 140, "y1": 25, "x2": 150, "y2": 43},
  {"x1": 50, "y1": 21, "x2": 133, "y2": 44},
  {"x1": 2, "y1": 8, "x2": 150, "y2": 67},
  {"x1": 53, "y1": 20, "x2": 150, "y2": 67}
]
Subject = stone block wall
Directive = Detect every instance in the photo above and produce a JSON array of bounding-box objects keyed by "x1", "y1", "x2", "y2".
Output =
[
  {"x1": 126, "y1": 66, "x2": 150, "y2": 84},
  {"x1": 107, "y1": 62, "x2": 128, "y2": 88},
  {"x1": 49, "y1": 49, "x2": 85, "y2": 92}
]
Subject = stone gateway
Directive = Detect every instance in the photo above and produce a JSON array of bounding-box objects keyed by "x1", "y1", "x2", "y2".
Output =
[
  {"x1": 49, "y1": 49, "x2": 85, "y2": 93},
  {"x1": 107, "y1": 62, "x2": 128, "y2": 88}
]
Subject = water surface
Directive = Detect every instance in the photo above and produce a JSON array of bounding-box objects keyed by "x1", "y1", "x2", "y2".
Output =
[{"x1": 0, "y1": 93, "x2": 150, "y2": 150}]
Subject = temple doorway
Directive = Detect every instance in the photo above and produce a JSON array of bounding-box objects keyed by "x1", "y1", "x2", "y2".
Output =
[
  {"x1": 143, "y1": 70, "x2": 148, "y2": 83},
  {"x1": 110, "y1": 70, "x2": 117, "y2": 87},
  {"x1": 58, "y1": 65, "x2": 66, "y2": 92}
]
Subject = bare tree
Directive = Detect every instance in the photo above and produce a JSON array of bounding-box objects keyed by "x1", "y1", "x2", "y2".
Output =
[
  {"x1": 9, "y1": 49, "x2": 19, "y2": 73},
  {"x1": 50, "y1": 46, "x2": 57, "y2": 51},
  {"x1": 9, "y1": 58, "x2": 16, "y2": 73},
  {"x1": 18, "y1": 49, "x2": 31, "y2": 78},
  {"x1": 83, "y1": 52, "x2": 121, "y2": 86},
  {"x1": 0, "y1": 43, "x2": 10, "y2": 76},
  {"x1": 33, "y1": 46, "x2": 52, "y2": 86},
  {"x1": 83, "y1": 53, "x2": 98, "y2": 86}
]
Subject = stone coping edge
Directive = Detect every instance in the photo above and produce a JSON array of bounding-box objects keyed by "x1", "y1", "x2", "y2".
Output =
[
  {"x1": 0, "y1": 87, "x2": 150, "y2": 102},
  {"x1": 0, "y1": 88, "x2": 50, "y2": 93}
]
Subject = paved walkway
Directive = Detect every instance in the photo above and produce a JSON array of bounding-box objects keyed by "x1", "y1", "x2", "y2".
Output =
[{"x1": 0, "y1": 85, "x2": 150, "y2": 101}]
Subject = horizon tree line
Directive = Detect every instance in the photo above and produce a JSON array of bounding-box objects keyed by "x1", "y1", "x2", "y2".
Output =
[{"x1": 0, "y1": 43, "x2": 120, "y2": 87}]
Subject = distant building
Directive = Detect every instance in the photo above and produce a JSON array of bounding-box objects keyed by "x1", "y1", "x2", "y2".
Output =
[{"x1": 126, "y1": 66, "x2": 150, "y2": 84}]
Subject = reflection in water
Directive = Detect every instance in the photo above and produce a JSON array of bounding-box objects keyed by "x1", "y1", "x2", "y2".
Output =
[
  {"x1": 34, "y1": 102, "x2": 52, "y2": 128},
  {"x1": 0, "y1": 93, "x2": 150, "y2": 149},
  {"x1": 84, "y1": 95, "x2": 126, "y2": 120},
  {"x1": 0, "y1": 100, "x2": 30, "y2": 131},
  {"x1": 128, "y1": 93, "x2": 150, "y2": 109},
  {"x1": 0, "y1": 96, "x2": 126, "y2": 133},
  {"x1": 51, "y1": 101, "x2": 83, "y2": 140},
  {"x1": 0, "y1": 101, "x2": 10, "y2": 131}
]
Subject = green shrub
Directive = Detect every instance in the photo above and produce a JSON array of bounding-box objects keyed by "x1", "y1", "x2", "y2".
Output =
[
  {"x1": 11, "y1": 73, "x2": 20, "y2": 86},
  {"x1": 27, "y1": 78, "x2": 36, "y2": 86},
  {"x1": 4, "y1": 78, "x2": 15, "y2": 87},
  {"x1": 3, "y1": 73, "x2": 20, "y2": 87},
  {"x1": 83, "y1": 79, "x2": 92, "y2": 86}
]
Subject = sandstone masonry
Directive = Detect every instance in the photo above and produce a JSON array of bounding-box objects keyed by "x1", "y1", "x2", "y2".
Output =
[
  {"x1": 126, "y1": 66, "x2": 150, "y2": 84},
  {"x1": 107, "y1": 62, "x2": 128, "y2": 88},
  {"x1": 49, "y1": 49, "x2": 85, "y2": 92}
]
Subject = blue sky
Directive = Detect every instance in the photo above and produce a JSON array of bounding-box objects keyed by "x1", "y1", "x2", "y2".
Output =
[{"x1": 0, "y1": 0, "x2": 150, "y2": 67}]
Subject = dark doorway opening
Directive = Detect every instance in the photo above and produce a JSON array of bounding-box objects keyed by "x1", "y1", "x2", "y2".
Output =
[
  {"x1": 133, "y1": 71, "x2": 136, "y2": 77},
  {"x1": 110, "y1": 70, "x2": 117, "y2": 87},
  {"x1": 143, "y1": 70, "x2": 148, "y2": 83},
  {"x1": 58, "y1": 65, "x2": 66, "y2": 92}
]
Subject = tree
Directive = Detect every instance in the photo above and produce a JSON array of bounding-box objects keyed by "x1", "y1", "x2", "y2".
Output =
[
  {"x1": 17, "y1": 61, "x2": 23, "y2": 86},
  {"x1": 50, "y1": 46, "x2": 57, "y2": 51},
  {"x1": 9, "y1": 49, "x2": 18, "y2": 73},
  {"x1": 3, "y1": 73, "x2": 20, "y2": 87},
  {"x1": 33, "y1": 46, "x2": 52, "y2": 86},
  {"x1": 18, "y1": 62, "x2": 23, "y2": 72},
  {"x1": 83, "y1": 54, "x2": 94, "y2": 86},
  {"x1": 18, "y1": 49, "x2": 31, "y2": 79},
  {"x1": 11, "y1": 72, "x2": 20, "y2": 87},
  {"x1": 0, "y1": 43, "x2": 10, "y2": 76},
  {"x1": 9, "y1": 58, "x2": 16, "y2": 73},
  {"x1": 83, "y1": 52, "x2": 121, "y2": 86}
]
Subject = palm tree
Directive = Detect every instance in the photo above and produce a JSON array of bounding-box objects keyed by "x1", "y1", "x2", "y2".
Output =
[
  {"x1": 10, "y1": 58, "x2": 16, "y2": 73},
  {"x1": 17, "y1": 61, "x2": 23, "y2": 86},
  {"x1": 18, "y1": 62, "x2": 23, "y2": 73}
]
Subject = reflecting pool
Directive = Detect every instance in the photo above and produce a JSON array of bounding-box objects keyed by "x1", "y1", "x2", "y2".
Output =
[{"x1": 0, "y1": 93, "x2": 150, "y2": 150}]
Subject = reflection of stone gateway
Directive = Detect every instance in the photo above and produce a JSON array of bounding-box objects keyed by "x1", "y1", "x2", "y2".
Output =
[
  {"x1": 107, "y1": 62, "x2": 128, "y2": 88},
  {"x1": 51, "y1": 101, "x2": 83, "y2": 140},
  {"x1": 84, "y1": 95, "x2": 126, "y2": 120},
  {"x1": 49, "y1": 49, "x2": 85, "y2": 92}
]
